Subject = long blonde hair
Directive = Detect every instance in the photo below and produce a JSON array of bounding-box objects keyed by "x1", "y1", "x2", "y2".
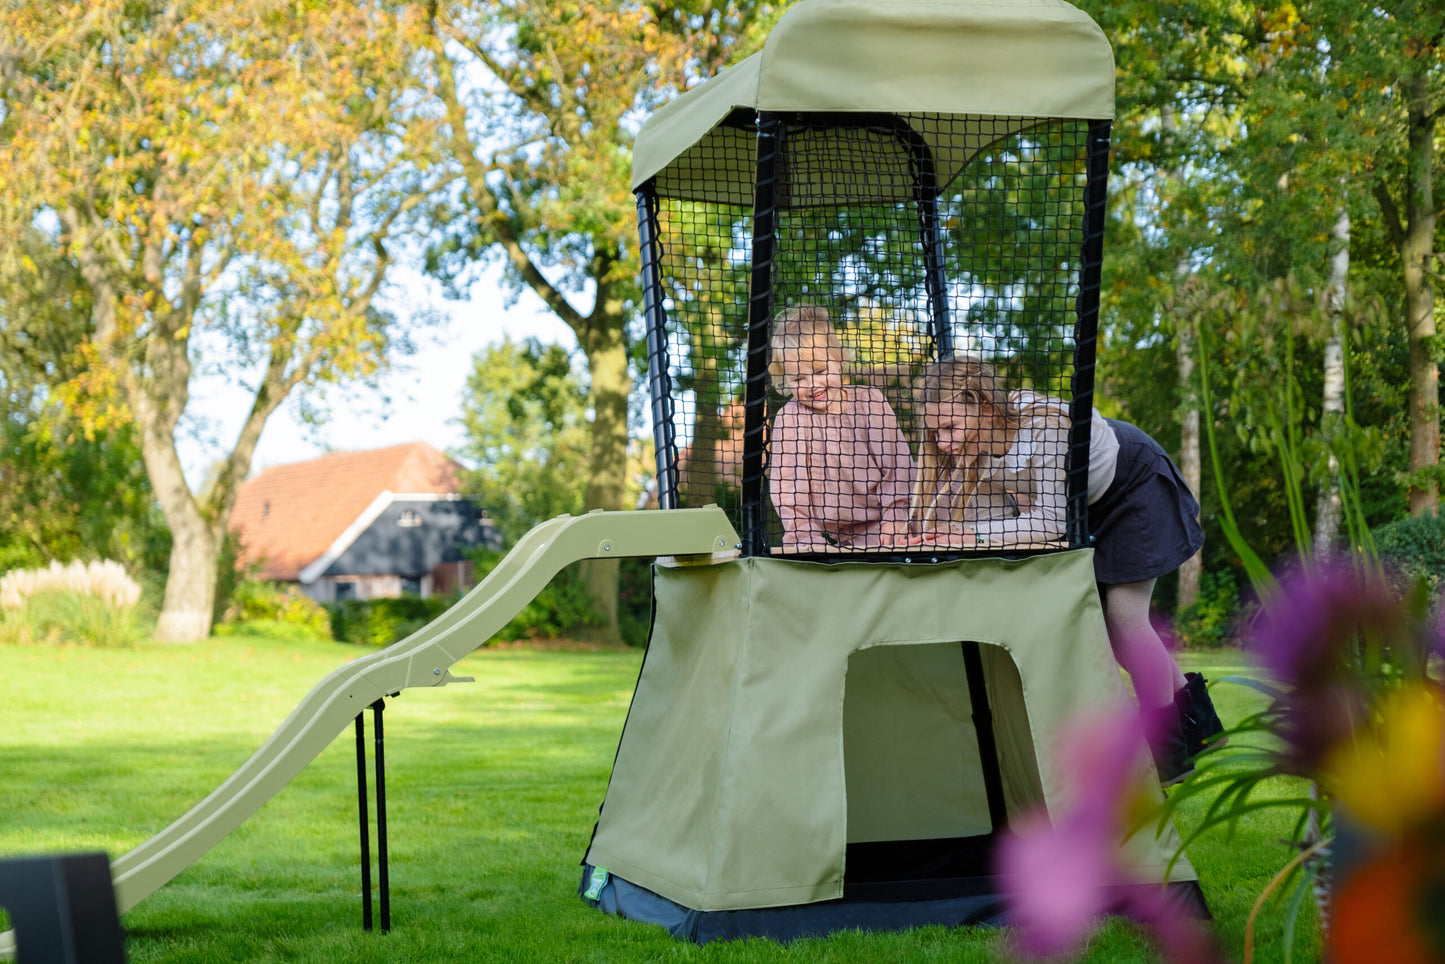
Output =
[
  {"x1": 767, "y1": 305, "x2": 852, "y2": 397},
  {"x1": 908, "y1": 355, "x2": 1020, "y2": 530}
]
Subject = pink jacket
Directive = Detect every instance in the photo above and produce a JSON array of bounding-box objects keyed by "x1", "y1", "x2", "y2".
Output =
[{"x1": 769, "y1": 386, "x2": 915, "y2": 548}]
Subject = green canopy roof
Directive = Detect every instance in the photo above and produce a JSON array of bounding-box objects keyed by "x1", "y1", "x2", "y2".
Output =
[{"x1": 632, "y1": 0, "x2": 1115, "y2": 204}]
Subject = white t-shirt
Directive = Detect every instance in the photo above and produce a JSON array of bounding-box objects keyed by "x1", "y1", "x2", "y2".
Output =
[{"x1": 941, "y1": 391, "x2": 1119, "y2": 546}]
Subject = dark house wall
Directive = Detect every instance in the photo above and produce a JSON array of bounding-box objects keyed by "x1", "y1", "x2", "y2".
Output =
[{"x1": 324, "y1": 499, "x2": 501, "y2": 579}]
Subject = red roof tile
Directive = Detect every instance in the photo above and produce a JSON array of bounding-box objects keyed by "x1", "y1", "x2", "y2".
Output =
[{"x1": 230, "y1": 442, "x2": 462, "y2": 581}]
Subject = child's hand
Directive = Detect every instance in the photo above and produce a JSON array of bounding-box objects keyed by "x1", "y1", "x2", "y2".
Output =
[
  {"x1": 910, "y1": 523, "x2": 980, "y2": 547},
  {"x1": 1006, "y1": 489, "x2": 1032, "y2": 514}
]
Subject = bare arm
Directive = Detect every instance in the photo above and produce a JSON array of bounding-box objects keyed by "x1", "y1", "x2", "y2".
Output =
[
  {"x1": 769, "y1": 405, "x2": 827, "y2": 548},
  {"x1": 866, "y1": 389, "x2": 916, "y2": 539},
  {"x1": 969, "y1": 418, "x2": 1068, "y2": 546}
]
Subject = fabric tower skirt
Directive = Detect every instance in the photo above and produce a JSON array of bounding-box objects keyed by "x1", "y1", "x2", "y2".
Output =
[{"x1": 1088, "y1": 419, "x2": 1204, "y2": 586}]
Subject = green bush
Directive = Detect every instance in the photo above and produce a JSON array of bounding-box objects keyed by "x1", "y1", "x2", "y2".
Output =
[
  {"x1": 326, "y1": 595, "x2": 453, "y2": 647},
  {"x1": 503, "y1": 565, "x2": 602, "y2": 641},
  {"x1": 1373, "y1": 512, "x2": 1445, "y2": 595},
  {"x1": 0, "y1": 589, "x2": 151, "y2": 647},
  {"x1": 618, "y1": 557, "x2": 655, "y2": 647},
  {"x1": 460, "y1": 550, "x2": 604, "y2": 643},
  {"x1": 1173, "y1": 568, "x2": 1240, "y2": 649},
  {"x1": 217, "y1": 581, "x2": 332, "y2": 641},
  {"x1": 319, "y1": 555, "x2": 612, "y2": 649}
]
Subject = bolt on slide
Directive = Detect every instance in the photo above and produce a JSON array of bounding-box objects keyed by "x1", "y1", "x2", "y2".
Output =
[{"x1": 0, "y1": 507, "x2": 739, "y2": 960}]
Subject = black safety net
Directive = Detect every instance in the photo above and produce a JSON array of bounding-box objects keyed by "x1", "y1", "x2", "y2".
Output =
[{"x1": 639, "y1": 112, "x2": 1108, "y2": 558}]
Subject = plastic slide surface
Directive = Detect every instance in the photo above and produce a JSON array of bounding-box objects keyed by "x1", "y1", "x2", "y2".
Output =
[{"x1": 0, "y1": 507, "x2": 737, "y2": 959}]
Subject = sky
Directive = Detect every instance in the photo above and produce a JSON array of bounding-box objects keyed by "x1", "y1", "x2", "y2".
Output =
[{"x1": 177, "y1": 262, "x2": 573, "y2": 489}]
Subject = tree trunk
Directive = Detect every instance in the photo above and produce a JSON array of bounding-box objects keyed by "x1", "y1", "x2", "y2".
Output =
[
  {"x1": 139, "y1": 413, "x2": 220, "y2": 642},
  {"x1": 1175, "y1": 305, "x2": 1202, "y2": 609},
  {"x1": 1401, "y1": 74, "x2": 1440, "y2": 517},
  {"x1": 578, "y1": 303, "x2": 632, "y2": 644},
  {"x1": 1314, "y1": 204, "x2": 1349, "y2": 555},
  {"x1": 1164, "y1": 107, "x2": 1201, "y2": 608},
  {"x1": 683, "y1": 308, "x2": 725, "y2": 508},
  {"x1": 155, "y1": 515, "x2": 221, "y2": 643}
]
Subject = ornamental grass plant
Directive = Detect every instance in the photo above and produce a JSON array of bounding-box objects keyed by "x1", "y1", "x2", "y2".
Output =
[{"x1": 0, "y1": 559, "x2": 150, "y2": 647}]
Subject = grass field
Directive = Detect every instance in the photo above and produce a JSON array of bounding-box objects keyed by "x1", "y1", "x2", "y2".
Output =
[{"x1": 0, "y1": 636, "x2": 1320, "y2": 963}]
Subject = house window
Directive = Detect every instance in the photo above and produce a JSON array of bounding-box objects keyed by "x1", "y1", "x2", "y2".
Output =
[
  {"x1": 334, "y1": 581, "x2": 357, "y2": 601},
  {"x1": 401, "y1": 576, "x2": 422, "y2": 596},
  {"x1": 398, "y1": 510, "x2": 423, "y2": 528}
]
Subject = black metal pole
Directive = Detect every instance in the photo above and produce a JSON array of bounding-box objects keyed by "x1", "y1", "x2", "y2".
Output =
[
  {"x1": 905, "y1": 128, "x2": 952, "y2": 359},
  {"x1": 741, "y1": 112, "x2": 784, "y2": 556},
  {"x1": 637, "y1": 185, "x2": 679, "y2": 510},
  {"x1": 371, "y1": 699, "x2": 390, "y2": 933},
  {"x1": 354, "y1": 713, "x2": 372, "y2": 931},
  {"x1": 1067, "y1": 120, "x2": 1111, "y2": 549},
  {"x1": 961, "y1": 642, "x2": 1008, "y2": 831}
]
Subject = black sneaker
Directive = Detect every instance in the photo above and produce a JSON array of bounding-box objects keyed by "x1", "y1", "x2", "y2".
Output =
[{"x1": 1176, "y1": 672, "x2": 1227, "y2": 753}]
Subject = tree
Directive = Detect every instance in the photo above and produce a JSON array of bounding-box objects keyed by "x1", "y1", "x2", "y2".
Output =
[
  {"x1": 419, "y1": 0, "x2": 780, "y2": 641},
  {"x1": 0, "y1": 233, "x2": 167, "y2": 573},
  {"x1": 1085, "y1": 1, "x2": 1443, "y2": 598},
  {"x1": 454, "y1": 338, "x2": 592, "y2": 544},
  {"x1": 1084, "y1": 3, "x2": 1266, "y2": 603},
  {"x1": 1341, "y1": 4, "x2": 1445, "y2": 517},
  {"x1": 0, "y1": 1, "x2": 443, "y2": 639}
]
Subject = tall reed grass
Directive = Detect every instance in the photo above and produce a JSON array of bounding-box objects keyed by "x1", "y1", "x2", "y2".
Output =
[{"x1": 0, "y1": 559, "x2": 150, "y2": 647}]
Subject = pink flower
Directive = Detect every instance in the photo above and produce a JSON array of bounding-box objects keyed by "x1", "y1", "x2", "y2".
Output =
[{"x1": 997, "y1": 706, "x2": 1224, "y2": 963}]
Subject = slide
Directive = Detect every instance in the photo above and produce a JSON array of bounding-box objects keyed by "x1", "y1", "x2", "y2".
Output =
[{"x1": 1, "y1": 506, "x2": 737, "y2": 955}]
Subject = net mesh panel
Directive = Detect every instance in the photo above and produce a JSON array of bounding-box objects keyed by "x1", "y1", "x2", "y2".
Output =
[{"x1": 643, "y1": 113, "x2": 1099, "y2": 557}]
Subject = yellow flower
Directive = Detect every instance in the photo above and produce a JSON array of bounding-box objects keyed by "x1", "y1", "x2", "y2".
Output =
[{"x1": 1323, "y1": 683, "x2": 1445, "y2": 836}]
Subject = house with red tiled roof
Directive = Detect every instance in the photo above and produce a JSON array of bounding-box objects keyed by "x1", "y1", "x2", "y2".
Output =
[{"x1": 229, "y1": 442, "x2": 499, "y2": 602}]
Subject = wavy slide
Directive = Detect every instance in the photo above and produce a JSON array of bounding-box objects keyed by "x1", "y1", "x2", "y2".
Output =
[{"x1": 1, "y1": 507, "x2": 738, "y2": 958}]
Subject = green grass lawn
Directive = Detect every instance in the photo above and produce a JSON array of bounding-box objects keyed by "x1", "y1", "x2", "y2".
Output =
[{"x1": 0, "y1": 638, "x2": 1320, "y2": 963}]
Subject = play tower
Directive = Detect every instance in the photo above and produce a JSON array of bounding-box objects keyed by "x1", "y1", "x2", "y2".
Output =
[{"x1": 580, "y1": 0, "x2": 1204, "y2": 943}]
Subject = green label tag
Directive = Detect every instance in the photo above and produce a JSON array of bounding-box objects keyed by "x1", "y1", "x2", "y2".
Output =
[{"x1": 584, "y1": 865, "x2": 609, "y2": 901}]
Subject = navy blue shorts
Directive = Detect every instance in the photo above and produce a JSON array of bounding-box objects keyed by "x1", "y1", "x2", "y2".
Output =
[{"x1": 1088, "y1": 419, "x2": 1204, "y2": 586}]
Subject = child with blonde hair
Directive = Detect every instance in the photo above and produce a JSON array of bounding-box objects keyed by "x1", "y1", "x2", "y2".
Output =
[
  {"x1": 909, "y1": 354, "x2": 1222, "y2": 785},
  {"x1": 767, "y1": 306, "x2": 914, "y2": 549}
]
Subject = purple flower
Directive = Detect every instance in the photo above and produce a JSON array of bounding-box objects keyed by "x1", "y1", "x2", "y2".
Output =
[
  {"x1": 1247, "y1": 563, "x2": 1401, "y2": 689},
  {"x1": 1124, "y1": 884, "x2": 1225, "y2": 964},
  {"x1": 1434, "y1": 603, "x2": 1445, "y2": 662},
  {"x1": 998, "y1": 706, "x2": 1224, "y2": 963},
  {"x1": 998, "y1": 811, "x2": 1116, "y2": 957},
  {"x1": 1272, "y1": 681, "x2": 1369, "y2": 776}
]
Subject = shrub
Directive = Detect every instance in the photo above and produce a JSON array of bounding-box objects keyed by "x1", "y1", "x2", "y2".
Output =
[
  {"x1": 500, "y1": 564, "x2": 602, "y2": 641},
  {"x1": 1373, "y1": 512, "x2": 1445, "y2": 595},
  {"x1": 0, "y1": 560, "x2": 150, "y2": 647},
  {"x1": 322, "y1": 555, "x2": 611, "y2": 649},
  {"x1": 461, "y1": 550, "x2": 604, "y2": 644},
  {"x1": 217, "y1": 581, "x2": 332, "y2": 641},
  {"x1": 1172, "y1": 568, "x2": 1239, "y2": 649},
  {"x1": 326, "y1": 595, "x2": 453, "y2": 647},
  {"x1": 618, "y1": 557, "x2": 655, "y2": 647}
]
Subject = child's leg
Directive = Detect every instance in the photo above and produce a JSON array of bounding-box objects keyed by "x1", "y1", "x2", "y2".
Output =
[
  {"x1": 1103, "y1": 579, "x2": 1224, "y2": 786},
  {"x1": 1101, "y1": 579, "x2": 1187, "y2": 710}
]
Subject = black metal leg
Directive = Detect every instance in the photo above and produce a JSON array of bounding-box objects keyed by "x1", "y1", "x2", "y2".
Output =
[
  {"x1": 355, "y1": 713, "x2": 373, "y2": 931},
  {"x1": 961, "y1": 642, "x2": 1008, "y2": 831},
  {"x1": 372, "y1": 698, "x2": 390, "y2": 933}
]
